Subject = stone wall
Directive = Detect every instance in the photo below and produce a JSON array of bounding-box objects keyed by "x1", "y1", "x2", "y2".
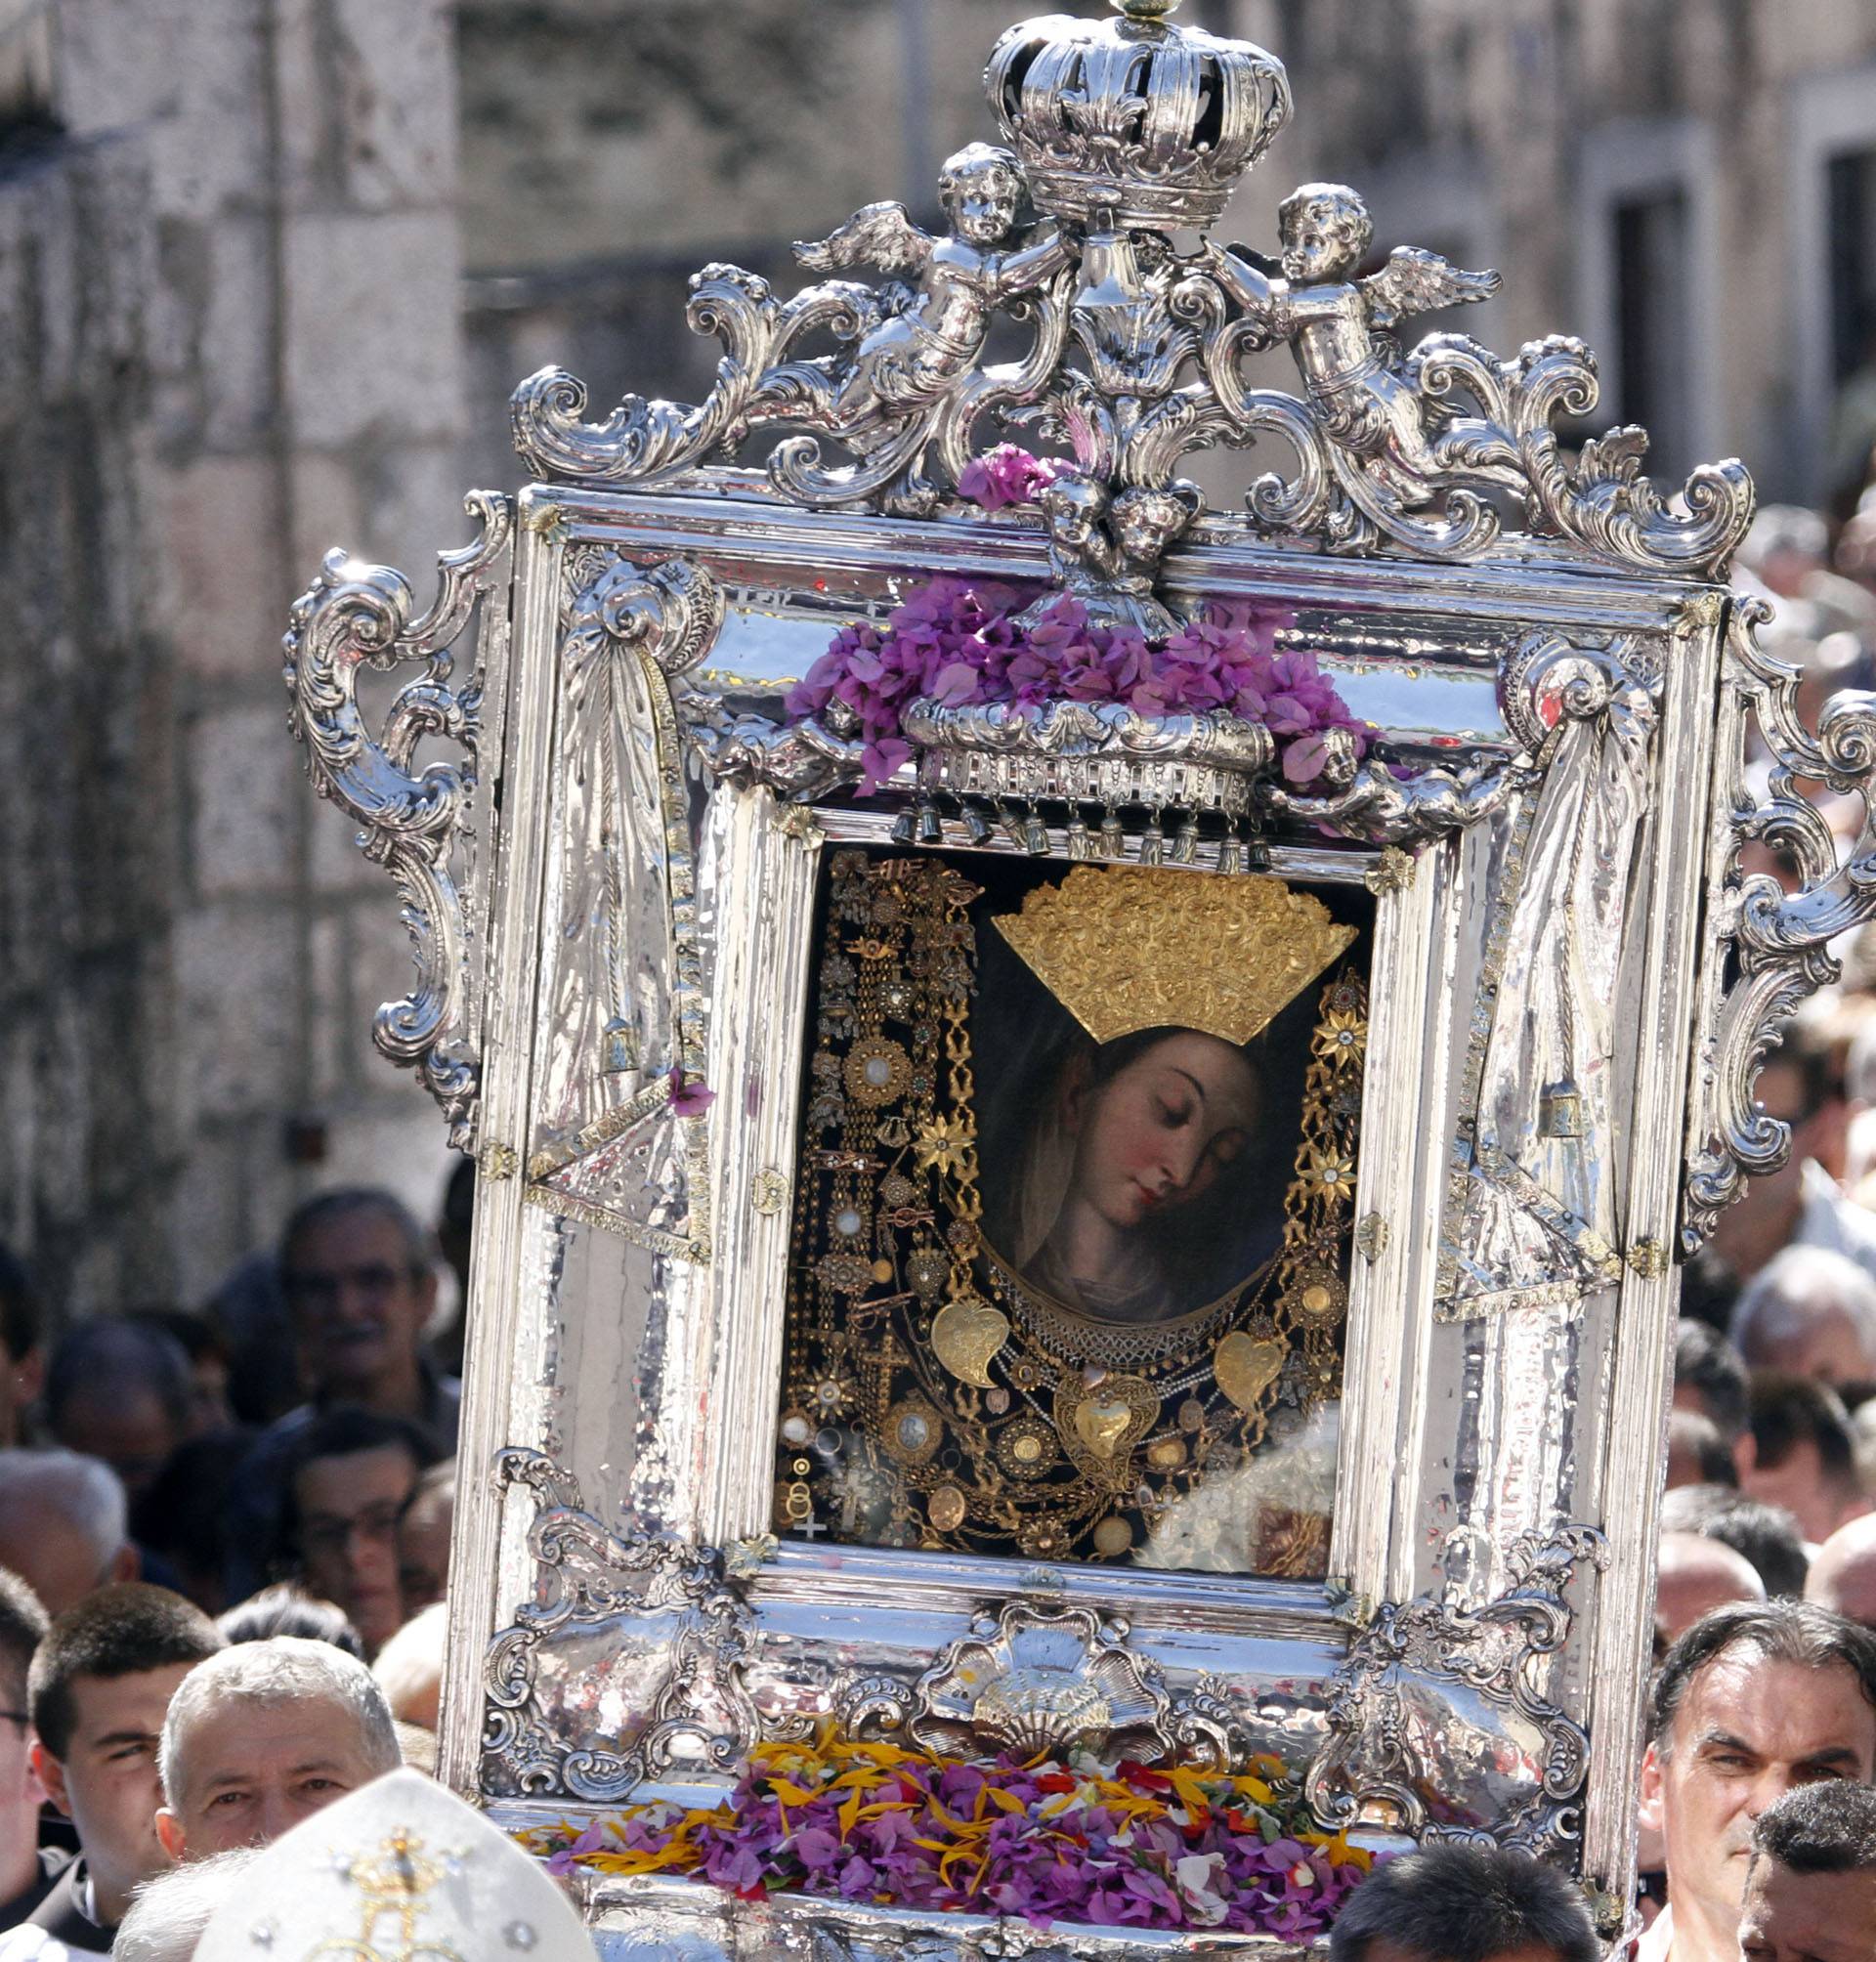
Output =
[
  {"x1": 0, "y1": 0, "x2": 469, "y2": 1320},
  {"x1": 0, "y1": 130, "x2": 179, "y2": 1316}
]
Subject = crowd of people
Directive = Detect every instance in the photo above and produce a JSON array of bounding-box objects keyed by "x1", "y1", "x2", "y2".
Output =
[
  {"x1": 10, "y1": 501, "x2": 1876, "y2": 1958},
  {"x1": 0, "y1": 1173, "x2": 473, "y2": 1957}
]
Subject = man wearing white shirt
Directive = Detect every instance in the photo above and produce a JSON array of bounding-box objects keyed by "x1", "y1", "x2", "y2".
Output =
[{"x1": 1636, "y1": 1600, "x2": 1876, "y2": 1962}]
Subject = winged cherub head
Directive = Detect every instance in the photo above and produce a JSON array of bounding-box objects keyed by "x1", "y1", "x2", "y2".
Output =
[
  {"x1": 1276, "y1": 183, "x2": 1374, "y2": 283},
  {"x1": 1110, "y1": 486, "x2": 1197, "y2": 569},
  {"x1": 938, "y1": 143, "x2": 1027, "y2": 247}
]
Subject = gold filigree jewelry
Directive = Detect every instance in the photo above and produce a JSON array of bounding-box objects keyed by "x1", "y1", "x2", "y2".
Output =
[
  {"x1": 994, "y1": 866, "x2": 1356, "y2": 1045},
  {"x1": 845, "y1": 1036, "x2": 912, "y2": 1106},
  {"x1": 1055, "y1": 1372, "x2": 1159, "y2": 1476},
  {"x1": 1214, "y1": 1329, "x2": 1287, "y2": 1414}
]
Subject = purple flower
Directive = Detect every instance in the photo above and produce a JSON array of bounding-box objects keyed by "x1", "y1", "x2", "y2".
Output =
[
  {"x1": 544, "y1": 1820, "x2": 608, "y2": 1876},
  {"x1": 667, "y1": 1068, "x2": 716, "y2": 1117},
  {"x1": 835, "y1": 1854, "x2": 878, "y2": 1898},
  {"x1": 777, "y1": 573, "x2": 1373, "y2": 798},
  {"x1": 958, "y1": 444, "x2": 1063, "y2": 510},
  {"x1": 791, "y1": 1827, "x2": 843, "y2": 1871},
  {"x1": 1280, "y1": 732, "x2": 1332, "y2": 787}
]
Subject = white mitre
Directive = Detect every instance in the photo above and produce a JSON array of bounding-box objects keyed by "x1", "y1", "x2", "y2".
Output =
[{"x1": 193, "y1": 1770, "x2": 596, "y2": 1962}]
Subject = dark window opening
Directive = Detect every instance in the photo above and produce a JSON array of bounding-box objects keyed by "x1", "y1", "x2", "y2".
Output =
[
  {"x1": 1612, "y1": 187, "x2": 1692, "y2": 484},
  {"x1": 1827, "y1": 147, "x2": 1876, "y2": 384}
]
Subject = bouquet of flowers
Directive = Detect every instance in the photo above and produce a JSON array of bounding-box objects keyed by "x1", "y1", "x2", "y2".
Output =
[
  {"x1": 784, "y1": 577, "x2": 1370, "y2": 795},
  {"x1": 523, "y1": 1727, "x2": 1380, "y2": 1940}
]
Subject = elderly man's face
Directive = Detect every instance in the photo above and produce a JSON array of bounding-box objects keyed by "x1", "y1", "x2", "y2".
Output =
[
  {"x1": 1746, "y1": 1440, "x2": 1868, "y2": 1545},
  {"x1": 155, "y1": 1696, "x2": 383, "y2": 1859},
  {"x1": 1639, "y1": 1652, "x2": 1876, "y2": 1953},
  {"x1": 1773, "y1": 1308, "x2": 1876, "y2": 1389},
  {"x1": 53, "y1": 1387, "x2": 180, "y2": 1503},
  {"x1": 1739, "y1": 1852, "x2": 1876, "y2": 1962},
  {"x1": 283, "y1": 1211, "x2": 435, "y2": 1400},
  {"x1": 0, "y1": 1520, "x2": 131, "y2": 1619}
]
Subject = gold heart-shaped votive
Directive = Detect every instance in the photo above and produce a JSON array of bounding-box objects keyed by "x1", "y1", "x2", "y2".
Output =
[
  {"x1": 930, "y1": 1295, "x2": 1009, "y2": 1389},
  {"x1": 1073, "y1": 1394, "x2": 1134, "y2": 1460},
  {"x1": 1215, "y1": 1331, "x2": 1286, "y2": 1415}
]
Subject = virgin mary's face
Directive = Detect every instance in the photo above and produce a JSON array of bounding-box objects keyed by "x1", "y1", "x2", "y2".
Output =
[{"x1": 1062, "y1": 1031, "x2": 1258, "y2": 1235}]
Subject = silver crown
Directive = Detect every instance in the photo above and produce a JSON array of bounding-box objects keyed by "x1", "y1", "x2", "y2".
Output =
[{"x1": 985, "y1": 0, "x2": 1292, "y2": 232}]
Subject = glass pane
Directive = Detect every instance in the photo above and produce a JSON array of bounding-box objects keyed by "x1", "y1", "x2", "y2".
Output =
[{"x1": 773, "y1": 846, "x2": 1372, "y2": 1576}]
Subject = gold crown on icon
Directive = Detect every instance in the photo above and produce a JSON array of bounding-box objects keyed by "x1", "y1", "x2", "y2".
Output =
[{"x1": 994, "y1": 868, "x2": 1355, "y2": 1048}]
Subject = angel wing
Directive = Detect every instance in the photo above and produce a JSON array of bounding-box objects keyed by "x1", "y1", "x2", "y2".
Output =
[
  {"x1": 793, "y1": 201, "x2": 935, "y2": 277},
  {"x1": 1359, "y1": 246, "x2": 1501, "y2": 328}
]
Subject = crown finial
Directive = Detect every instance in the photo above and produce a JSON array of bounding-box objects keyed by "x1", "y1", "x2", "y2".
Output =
[{"x1": 989, "y1": 2, "x2": 1289, "y2": 232}]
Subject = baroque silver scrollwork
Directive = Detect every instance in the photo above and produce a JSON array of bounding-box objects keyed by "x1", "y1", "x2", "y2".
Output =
[
  {"x1": 1684, "y1": 598, "x2": 1876, "y2": 1247},
  {"x1": 831, "y1": 1598, "x2": 1243, "y2": 1772},
  {"x1": 282, "y1": 490, "x2": 514, "y2": 1148},
  {"x1": 1304, "y1": 1526, "x2": 1609, "y2": 1856},
  {"x1": 510, "y1": 1, "x2": 1750, "y2": 591},
  {"x1": 482, "y1": 1450, "x2": 772, "y2": 1803}
]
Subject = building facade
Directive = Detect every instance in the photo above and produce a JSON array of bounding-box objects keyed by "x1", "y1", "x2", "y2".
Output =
[{"x1": 1, "y1": 0, "x2": 1873, "y2": 1322}]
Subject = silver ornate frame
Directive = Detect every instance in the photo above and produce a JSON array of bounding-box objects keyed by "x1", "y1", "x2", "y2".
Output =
[{"x1": 277, "y1": 2, "x2": 1876, "y2": 1952}]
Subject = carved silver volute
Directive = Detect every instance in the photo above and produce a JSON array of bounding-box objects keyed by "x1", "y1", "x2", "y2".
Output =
[
  {"x1": 509, "y1": 2, "x2": 1752, "y2": 586},
  {"x1": 1684, "y1": 598, "x2": 1876, "y2": 1248},
  {"x1": 282, "y1": 491, "x2": 514, "y2": 1148}
]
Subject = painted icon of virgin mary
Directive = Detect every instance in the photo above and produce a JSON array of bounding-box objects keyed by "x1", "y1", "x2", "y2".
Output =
[{"x1": 976, "y1": 868, "x2": 1356, "y2": 1327}]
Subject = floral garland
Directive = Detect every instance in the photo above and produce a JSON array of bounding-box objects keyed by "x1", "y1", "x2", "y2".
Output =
[
  {"x1": 784, "y1": 577, "x2": 1370, "y2": 795},
  {"x1": 522, "y1": 1728, "x2": 1380, "y2": 1940}
]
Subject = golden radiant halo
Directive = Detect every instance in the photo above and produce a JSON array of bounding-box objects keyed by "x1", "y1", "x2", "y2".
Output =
[{"x1": 993, "y1": 866, "x2": 1356, "y2": 1047}]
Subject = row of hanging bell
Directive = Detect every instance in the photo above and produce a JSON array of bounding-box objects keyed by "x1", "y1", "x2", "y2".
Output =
[{"x1": 890, "y1": 792, "x2": 1271, "y2": 872}]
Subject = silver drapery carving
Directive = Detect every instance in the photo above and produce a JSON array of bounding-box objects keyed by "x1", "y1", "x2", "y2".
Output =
[
  {"x1": 510, "y1": 7, "x2": 1749, "y2": 585},
  {"x1": 1439, "y1": 635, "x2": 1661, "y2": 1314},
  {"x1": 282, "y1": 491, "x2": 513, "y2": 1148},
  {"x1": 1303, "y1": 1526, "x2": 1609, "y2": 1858},
  {"x1": 525, "y1": 551, "x2": 725, "y2": 1259},
  {"x1": 1684, "y1": 598, "x2": 1876, "y2": 1249}
]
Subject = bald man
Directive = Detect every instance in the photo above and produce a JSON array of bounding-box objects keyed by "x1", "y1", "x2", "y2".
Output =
[
  {"x1": 1807, "y1": 1514, "x2": 1876, "y2": 1628},
  {"x1": 1656, "y1": 1532, "x2": 1766, "y2": 1654}
]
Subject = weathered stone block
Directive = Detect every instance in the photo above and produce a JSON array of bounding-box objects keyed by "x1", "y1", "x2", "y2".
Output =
[
  {"x1": 174, "y1": 901, "x2": 303, "y2": 1120},
  {"x1": 277, "y1": 0, "x2": 458, "y2": 214},
  {"x1": 200, "y1": 214, "x2": 279, "y2": 452},
  {"x1": 283, "y1": 212, "x2": 464, "y2": 448},
  {"x1": 56, "y1": 0, "x2": 269, "y2": 224},
  {"x1": 189, "y1": 704, "x2": 303, "y2": 899},
  {"x1": 151, "y1": 454, "x2": 284, "y2": 682}
]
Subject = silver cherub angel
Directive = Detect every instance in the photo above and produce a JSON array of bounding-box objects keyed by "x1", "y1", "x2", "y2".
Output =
[
  {"x1": 1210, "y1": 183, "x2": 1522, "y2": 506},
  {"x1": 1014, "y1": 471, "x2": 1198, "y2": 639},
  {"x1": 787, "y1": 142, "x2": 1074, "y2": 433}
]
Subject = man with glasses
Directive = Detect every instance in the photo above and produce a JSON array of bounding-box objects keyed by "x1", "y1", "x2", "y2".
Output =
[
  {"x1": 23, "y1": 1585, "x2": 223, "y2": 1953},
  {"x1": 224, "y1": 1190, "x2": 458, "y2": 1604},
  {"x1": 276, "y1": 1411, "x2": 434, "y2": 1657}
]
